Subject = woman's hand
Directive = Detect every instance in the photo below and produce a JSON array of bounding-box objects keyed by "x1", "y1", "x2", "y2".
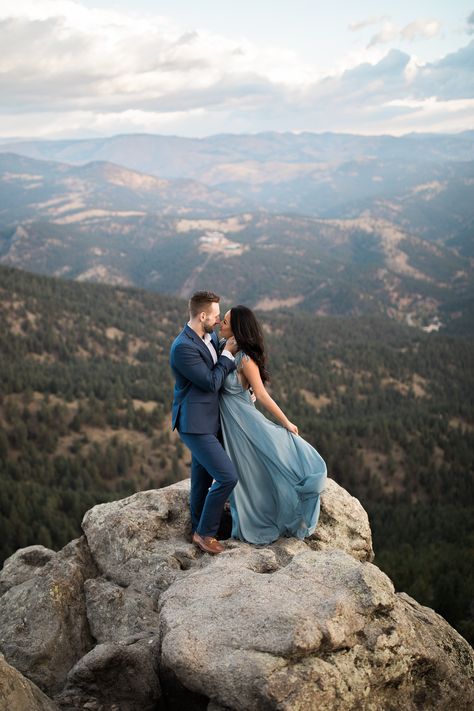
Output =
[
  {"x1": 285, "y1": 421, "x2": 299, "y2": 436},
  {"x1": 225, "y1": 336, "x2": 238, "y2": 355}
]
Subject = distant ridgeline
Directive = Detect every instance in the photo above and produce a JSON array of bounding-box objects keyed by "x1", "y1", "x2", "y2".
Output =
[
  {"x1": 0, "y1": 264, "x2": 473, "y2": 643},
  {"x1": 0, "y1": 145, "x2": 473, "y2": 336}
]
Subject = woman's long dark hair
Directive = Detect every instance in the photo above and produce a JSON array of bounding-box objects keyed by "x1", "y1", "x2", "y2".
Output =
[{"x1": 230, "y1": 305, "x2": 270, "y2": 384}]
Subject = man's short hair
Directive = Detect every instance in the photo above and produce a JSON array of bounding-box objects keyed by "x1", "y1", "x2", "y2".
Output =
[{"x1": 189, "y1": 290, "x2": 220, "y2": 318}]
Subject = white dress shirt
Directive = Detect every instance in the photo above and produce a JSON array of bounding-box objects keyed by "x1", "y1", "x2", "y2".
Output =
[{"x1": 202, "y1": 332, "x2": 218, "y2": 364}]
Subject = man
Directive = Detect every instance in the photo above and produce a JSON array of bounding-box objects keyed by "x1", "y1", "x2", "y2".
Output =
[{"x1": 170, "y1": 290, "x2": 238, "y2": 554}]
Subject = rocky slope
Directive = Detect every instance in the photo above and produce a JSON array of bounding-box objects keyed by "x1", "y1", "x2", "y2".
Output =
[{"x1": 0, "y1": 478, "x2": 473, "y2": 711}]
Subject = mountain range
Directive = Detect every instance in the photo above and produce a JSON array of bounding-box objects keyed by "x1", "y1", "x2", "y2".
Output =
[{"x1": 1, "y1": 134, "x2": 473, "y2": 333}]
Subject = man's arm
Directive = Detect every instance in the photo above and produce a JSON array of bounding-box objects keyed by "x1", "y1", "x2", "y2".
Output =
[{"x1": 172, "y1": 342, "x2": 236, "y2": 393}]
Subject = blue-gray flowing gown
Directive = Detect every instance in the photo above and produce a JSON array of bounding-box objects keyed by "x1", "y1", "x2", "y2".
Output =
[{"x1": 219, "y1": 351, "x2": 327, "y2": 544}]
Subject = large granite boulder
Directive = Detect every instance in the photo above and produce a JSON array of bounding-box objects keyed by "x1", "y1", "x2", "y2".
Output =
[
  {"x1": 0, "y1": 545, "x2": 56, "y2": 596},
  {"x1": 0, "y1": 536, "x2": 97, "y2": 694},
  {"x1": 159, "y1": 545, "x2": 473, "y2": 710},
  {"x1": 78, "y1": 476, "x2": 373, "y2": 657},
  {"x1": 309, "y1": 478, "x2": 374, "y2": 562},
  {"x1": 55, "y1": 635, "x2": 161, "y2": 711},
  {"x1": 81, "y1": 480, "x2": 200, "y2": 600},
  {"x1": 0, "y1": 478, "x2": 472, "y2": 710},
  {"x1": 84, "y1": 577, "x2": 161, "y2": 643}
]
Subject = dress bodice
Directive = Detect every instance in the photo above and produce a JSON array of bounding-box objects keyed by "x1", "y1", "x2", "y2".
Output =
[{"x1": 222, "y1": 351, "x2": 252, "y2": 400}]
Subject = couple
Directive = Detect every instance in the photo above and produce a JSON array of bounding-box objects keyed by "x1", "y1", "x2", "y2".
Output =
[{"x1": 170, "y1": 290, "x2": 327, "y2": 554}]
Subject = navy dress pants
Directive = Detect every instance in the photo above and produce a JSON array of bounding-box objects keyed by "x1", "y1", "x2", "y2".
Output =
[{"x1": 178, "y1": 431, "x2": 238, "y2": 537}]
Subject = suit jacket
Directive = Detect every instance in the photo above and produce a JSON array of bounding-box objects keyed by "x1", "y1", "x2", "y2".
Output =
[{"x1": 169, "y1": 325, "x2": 236, "y2": 434}]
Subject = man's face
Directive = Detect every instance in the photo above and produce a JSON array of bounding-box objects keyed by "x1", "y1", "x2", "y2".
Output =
[{"x1": 202, "y1": 302, "x2": 220, "y2": 333}]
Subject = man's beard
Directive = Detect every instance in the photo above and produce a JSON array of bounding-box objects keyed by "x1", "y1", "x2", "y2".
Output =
[{"x1": 203, "y1": 323, "x2": 214, "y2": 334}]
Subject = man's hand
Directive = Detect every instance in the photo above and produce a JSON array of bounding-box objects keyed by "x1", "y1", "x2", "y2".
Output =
[{"x1": 225, "y1": 336, "x2": 239, "y2": 355}]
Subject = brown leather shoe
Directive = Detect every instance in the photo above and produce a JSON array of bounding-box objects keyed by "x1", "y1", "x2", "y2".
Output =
[{"x1": 192, "y1": 532, "x2": 224, "y2": 554}]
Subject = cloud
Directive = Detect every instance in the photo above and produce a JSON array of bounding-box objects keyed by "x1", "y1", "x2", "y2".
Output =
[
  {"x1": 413, "y1": 41, "x2": 474, "y2": 100},
  {"x1": 322, "y1": 43, "x2": 474, "y2": 105},
  {"x1": 367, "y1": 22, "x2": 400, "y2": 48},
  {"x1": 281, "y1": 44, "x2": 474, "y2": 136},
  {"x1": 0, "y1": 2, "x2": 317, "y2": 118},
  {"x1": 0, "y1": 0, "x2": 309, "y2": 101},
  {"x1": 368, "y1": 19, "x2": 441, "y2": 48},
  {"x1": 467, "y1": 11, "x2": 474, "y2": 35},
  {"x1": 401, "y1": 20, "x2": 441, "y2": 41},
  {"x1": 0, "y1": 1, "x2": 471, "y2": 138},
  {"x1": 348, "y1": 16, "x2": 389, "y2": 32}
]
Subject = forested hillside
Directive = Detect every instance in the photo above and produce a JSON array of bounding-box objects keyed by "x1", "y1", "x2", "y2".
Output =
[
  {"x1": 0, "y1": 264, "x2": 473, "y2": 643},
  {"x1": 0, "y1": 266, "x2": 188, "y2": 557}
]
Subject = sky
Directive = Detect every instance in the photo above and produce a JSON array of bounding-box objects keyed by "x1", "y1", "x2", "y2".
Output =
[{"x1": 0, "y1": 0, "x2": 473, "y2": 139}]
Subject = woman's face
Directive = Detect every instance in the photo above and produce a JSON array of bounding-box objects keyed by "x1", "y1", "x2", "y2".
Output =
[{"x1": 219, "y1": 309, "x2": 233, "y2": 339}]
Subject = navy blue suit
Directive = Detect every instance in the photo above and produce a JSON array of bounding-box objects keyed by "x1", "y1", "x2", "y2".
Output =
[{"x1": 170, "y1": 325, "x2": 238, "y2": 537}]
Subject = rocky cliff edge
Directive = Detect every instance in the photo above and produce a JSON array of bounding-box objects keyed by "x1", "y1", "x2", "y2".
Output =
[{"x1": 0, "y1": 478, "x2": 473, "y2": 710}]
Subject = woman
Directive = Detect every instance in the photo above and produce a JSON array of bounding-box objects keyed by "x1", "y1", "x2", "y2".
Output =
[{"x1": 219, "y1": 305, "x2": 327, "y2": 545}]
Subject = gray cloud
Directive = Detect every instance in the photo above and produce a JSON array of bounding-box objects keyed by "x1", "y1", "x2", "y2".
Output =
[
  {"x1": 467, "y1": 11, "x2": 474, "y2": 34},
  {"x1": 306, "y1": 42, "x2": 474, "y2": 108},
  {"x1": 413, "y1": 41, "x2": 474, "y2": 100},
  {"x1": 175, "y1": 31, "x2": 199, "y2": 46},
  {"x1": 0, "y1": 15, "x2": 219, "y2": 112},
  {"x1": 270, "y1": 44, "x2": 474, "y2": 136},
  {"x1": 0, "y1": 16, "x2": 93, "y2": 71},
  {"x1": 303, "y1": 50, "x2": 412, "y2": 113}
]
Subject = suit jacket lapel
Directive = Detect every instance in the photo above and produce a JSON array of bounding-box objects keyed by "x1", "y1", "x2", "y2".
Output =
[
  {"x1": 184, "y1": 325, "x2": 215, "y2": 365},
  {"x1": 211, "y1": 331, "x2": 219, "y2": 354}
]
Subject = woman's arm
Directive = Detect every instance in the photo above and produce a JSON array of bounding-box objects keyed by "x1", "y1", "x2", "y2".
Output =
[{"x1": 241, "y1": 356, "x2": 298, "y2": 435}]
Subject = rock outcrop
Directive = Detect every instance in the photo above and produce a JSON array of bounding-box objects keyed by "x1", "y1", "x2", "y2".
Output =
[
  {"x1": 0, "y1": 537, "x2": 97, "y2": 694},
  {"x1": 0, "y1": 653, "x2": 59, "y2": 711},
  {"x1": 0, "y1": 545, "x2": 56, "y2": 596},
  {"x1": 0, "y1": 477, "x2": 473, "y2": 710}
]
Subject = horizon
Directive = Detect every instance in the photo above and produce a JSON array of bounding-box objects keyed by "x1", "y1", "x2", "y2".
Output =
[{"x1": 1, "y1": 126, "x2": 473, "y2": 145}]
